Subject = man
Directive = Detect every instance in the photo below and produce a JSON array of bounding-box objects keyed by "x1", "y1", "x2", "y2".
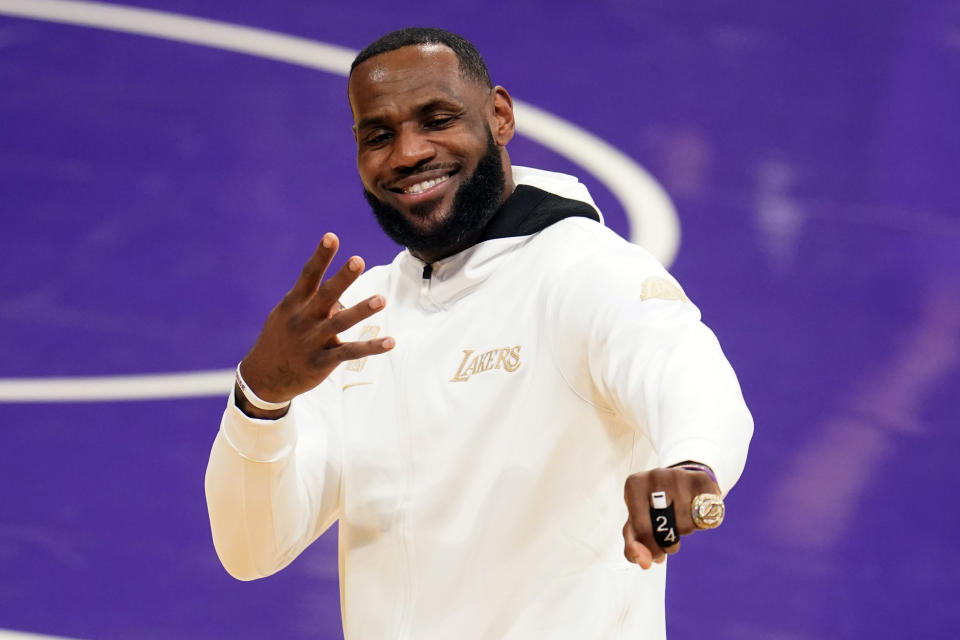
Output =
[{"x1": 205, "y1": 27, "x2": 752, "y2": 639}]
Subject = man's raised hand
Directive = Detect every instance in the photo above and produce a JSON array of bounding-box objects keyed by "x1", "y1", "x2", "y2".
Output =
[{"x1": 237, "y1": 233, "x2": 394, "y2": 417}]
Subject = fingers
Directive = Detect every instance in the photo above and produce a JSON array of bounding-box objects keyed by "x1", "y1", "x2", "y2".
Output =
[
  {"x1": 289, "y1": 234, "x2": 370, "y2": 326},
  {"x1": 334, "y1": 336, "x2": 396, "y2": 362},
  {"x1": 292, "y1": 233, "x2": 340, "y2": 299},
  {"x1": 626, "y1": 502, "x2": 676, "y2": 565},
  {"x1": 324, "y1": 296, "x2": 386, "y2": 335},
  {"x1": 624, "y1": 472, "x2": 670, "y2": 561},
  {"x1": 310, "y1": 255, "x2": 366, "y2": 312},
  {"x1": 304, "y1": 295, "x2": 394, "y2": 370},
  {"x1": 625, "y1": 468, "x2": 707, "y2": 569},
  {"x1": 309, "y1": 337, "x2": 395, "y2": 370},
  {"x1": 623, "y1": 520, "x2": 654, "y2": 569}
]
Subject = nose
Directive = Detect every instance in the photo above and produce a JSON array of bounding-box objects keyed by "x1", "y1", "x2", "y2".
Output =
[{"x1": 391, "y1": 125, "x2": 435, "y2": 171}]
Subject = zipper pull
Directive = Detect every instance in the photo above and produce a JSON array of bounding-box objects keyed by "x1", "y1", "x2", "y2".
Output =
[{"x1": 420, "y1": 262, "x2": 433, "y2": 300}]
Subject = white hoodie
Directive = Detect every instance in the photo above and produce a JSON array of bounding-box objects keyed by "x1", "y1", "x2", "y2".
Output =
[{"x1": 205, "y1": 167, "x2": 753, "y2": 639}]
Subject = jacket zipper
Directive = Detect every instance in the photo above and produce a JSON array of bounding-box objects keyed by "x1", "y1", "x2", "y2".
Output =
[
  {"x1": 394, "y1": 332, "x2": 416, "y2": 638},
  {"x1": 420, "y1": 263, "x2": 433, "y2": 304},
  {"x1": 396, "y1": 261, "x2": 432, "y2": 637}
]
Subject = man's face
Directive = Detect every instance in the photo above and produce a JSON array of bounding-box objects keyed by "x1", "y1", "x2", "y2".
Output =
[{"x1": 348, "y1": 44, "x2": 511, "y2": 256}]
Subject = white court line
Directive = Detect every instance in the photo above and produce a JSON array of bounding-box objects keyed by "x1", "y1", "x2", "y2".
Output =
[
  {"x1": 0, "y1": 630, "x2": 79, "y2": 640},
  {"x1": 0, "y1": 0, "x2": 680, "y2": 403},
  {"x1": 0, "y1": 0, "x2": 678, "y2": 263},
  {"x1": 510, "y1": 101, "x2": 679, "y2": 265},
  {"x1": 0, "y1": 0, "x2": 358, "y2": 72},
  {"x1": 0, "y1": 370, "x2": 233, "y2": 402}
]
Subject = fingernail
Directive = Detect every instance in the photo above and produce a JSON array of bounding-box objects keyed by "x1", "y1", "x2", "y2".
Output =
[
  {"x1": 322, "y1": 234, "x2": 335, "y2": 248},
  {"x1": 369, "y1": 296, "x2": 384, "y2": 309},
  {"x1": 382, "y1": 337, "x2": 395, "y2": 348},
  {"x1": 348, "y1": 257, "x2": 362, "y2": 272}
]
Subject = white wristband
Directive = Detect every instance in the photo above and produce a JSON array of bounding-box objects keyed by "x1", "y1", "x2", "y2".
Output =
[{"x1": 235, "y1": 363, "x2": 291, "y2": 411}]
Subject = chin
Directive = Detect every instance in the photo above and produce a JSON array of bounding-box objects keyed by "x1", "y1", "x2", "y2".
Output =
[{"x1": 407, "y1": 205, "x2": 453, "y2": 229}]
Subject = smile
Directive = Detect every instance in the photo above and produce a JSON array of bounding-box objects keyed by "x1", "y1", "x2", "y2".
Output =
[
  {"x1": 388, "y1": 168, "x2": 459, "y2": 199},
  {"x1": 402, "y1": 174, "x2": 449, "y2": 194}
]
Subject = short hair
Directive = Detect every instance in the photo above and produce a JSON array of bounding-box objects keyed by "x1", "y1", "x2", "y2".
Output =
[{"x1": 350, "y1": 27, "x2": 492, "y2": 88}]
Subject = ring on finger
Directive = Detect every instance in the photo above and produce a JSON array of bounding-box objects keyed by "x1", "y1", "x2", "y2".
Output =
[{"x1": 691, "y1": 493, "x2": 725, "y2": 529}]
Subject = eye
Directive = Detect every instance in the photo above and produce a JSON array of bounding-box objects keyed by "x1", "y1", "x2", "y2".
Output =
[
  {"x1": 425, "y1": 115, "x2": 457, "y2": 130},
  {"x1": 363, "y1": 131, "x2": 392, "y2": 147}
]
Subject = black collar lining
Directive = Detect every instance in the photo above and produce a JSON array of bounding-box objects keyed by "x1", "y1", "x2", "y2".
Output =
[{"x1": 479, "y1": 185, "x2": 600, "y2": 242}]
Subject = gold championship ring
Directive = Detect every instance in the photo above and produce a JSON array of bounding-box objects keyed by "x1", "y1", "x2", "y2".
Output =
[{"x1": 690, "y1": 493, "x2": 725, "y2": 529}]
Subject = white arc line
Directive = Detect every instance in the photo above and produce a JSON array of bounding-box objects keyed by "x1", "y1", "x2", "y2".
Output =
[
  {"x1": 0, "y1": 0, "x2": 680, "y2": 403},
  {"x1": 0, "y1": 0, "x2": 358, "y2": 73},
  {"x1": 0, "y1": 371, "x2": 234, "y2": 402},
  {"x1": 0, "y1": 0, "x2": 678, "y2": 263},
  {"x1": 511, "y1": 101, "x2": 679, "y2": 263},
  {"x1": 0, "y1": 629, "x2": 81, "y2": 640}
]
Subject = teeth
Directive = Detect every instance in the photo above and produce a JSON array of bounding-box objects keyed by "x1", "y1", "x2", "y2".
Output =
[{"x1": 403, "y1": 174, "x2": 448, "y2": 194}]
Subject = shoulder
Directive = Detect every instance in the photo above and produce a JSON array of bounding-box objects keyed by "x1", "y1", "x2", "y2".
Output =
[
  {"x1": 535, "y1": 217, "x2": 669, "y2": 279},
  {"x1": 529, "y1": 218, "x2": 693, "y2": 318}
]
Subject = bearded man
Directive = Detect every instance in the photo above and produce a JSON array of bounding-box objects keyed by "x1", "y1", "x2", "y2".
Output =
[{"x1": 205, "y1": 27, "x2": 753, "y2": 639}]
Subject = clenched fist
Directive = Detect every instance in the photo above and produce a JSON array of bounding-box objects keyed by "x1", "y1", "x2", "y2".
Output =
[{"x1": 622, "y1": 464, "x2": 722, "y2": 569}]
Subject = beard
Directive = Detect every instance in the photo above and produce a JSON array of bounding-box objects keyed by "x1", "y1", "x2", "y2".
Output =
[{"x1": 363, "y1": 131, "x2": 506, "y2": 255}]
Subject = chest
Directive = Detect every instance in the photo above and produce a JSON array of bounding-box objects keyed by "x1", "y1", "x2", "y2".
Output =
[{"x1": 338, "y1": 281, "x2": 550, "y2": 427}]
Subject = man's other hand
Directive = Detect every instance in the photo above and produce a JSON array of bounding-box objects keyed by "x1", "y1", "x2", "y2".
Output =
[{"x1": 622, "y1": 466, "x2": 721, "y2": 569}]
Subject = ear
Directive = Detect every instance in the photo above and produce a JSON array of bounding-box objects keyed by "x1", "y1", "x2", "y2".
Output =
[{"x1": 490, "y1": 86, "x2": 515, "y2": 146}]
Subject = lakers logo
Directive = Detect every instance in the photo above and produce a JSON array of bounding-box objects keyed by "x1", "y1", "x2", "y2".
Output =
[
  {"x1": 450, "y1": 346, "x2": 522, "y2": 382},
  {"x1": 640, "y1": 277, "x2": 689, "y2": 303}
]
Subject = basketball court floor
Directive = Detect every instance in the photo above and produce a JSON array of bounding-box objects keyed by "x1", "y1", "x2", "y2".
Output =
[{"x1": 1, "y1": 1, "x2": 958, "y2": 637}]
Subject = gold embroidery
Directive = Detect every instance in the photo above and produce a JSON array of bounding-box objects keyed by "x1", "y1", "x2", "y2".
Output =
[
  {"x1": 345, "y1": 325, "x2": 381, "y2": 372},
  {"x1": 451, "y1": 346, "x2": 522, "y2": 382},
  {"x1": 342, "y1": 381, "x2": 374, "y2": 391},
  {"x1": 640, "y1": 277, "x2": 689, "y2": 303}
]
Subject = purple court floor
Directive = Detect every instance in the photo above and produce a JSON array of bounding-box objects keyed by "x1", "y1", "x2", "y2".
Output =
[{"x1": 2, "y1": 1, "x2": 959, "y2": 638}]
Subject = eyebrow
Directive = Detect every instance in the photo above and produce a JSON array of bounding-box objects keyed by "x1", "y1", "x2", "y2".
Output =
[{"x1": 355, "y1": 97, "x2": 465, "y2": 131}]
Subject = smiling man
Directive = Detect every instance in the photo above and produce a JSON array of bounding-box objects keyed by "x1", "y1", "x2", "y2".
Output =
[{"x1": 205, "y1": 27, "x2": 753, "y2": 639}]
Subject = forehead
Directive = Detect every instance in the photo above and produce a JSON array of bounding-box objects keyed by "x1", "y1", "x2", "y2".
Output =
[{"x1": 348, "y1": 44, "x2": 482, "y2": 120}]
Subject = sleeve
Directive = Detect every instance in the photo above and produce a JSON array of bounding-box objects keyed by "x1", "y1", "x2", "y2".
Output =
[
  {"x1": 550, "y1": 239, "x2": 754, "y2": 495},
  {"x1": 204, "y1": 376, "x2": 344, "y2": 580}
]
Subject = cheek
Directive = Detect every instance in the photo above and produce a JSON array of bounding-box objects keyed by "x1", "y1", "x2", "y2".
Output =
[
  {"x1": 454, "y1": 130, "x2": 491, "y2": 165},
  {"x1": 356, "y1": 155, "x2": 379, "y2": 190}
]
